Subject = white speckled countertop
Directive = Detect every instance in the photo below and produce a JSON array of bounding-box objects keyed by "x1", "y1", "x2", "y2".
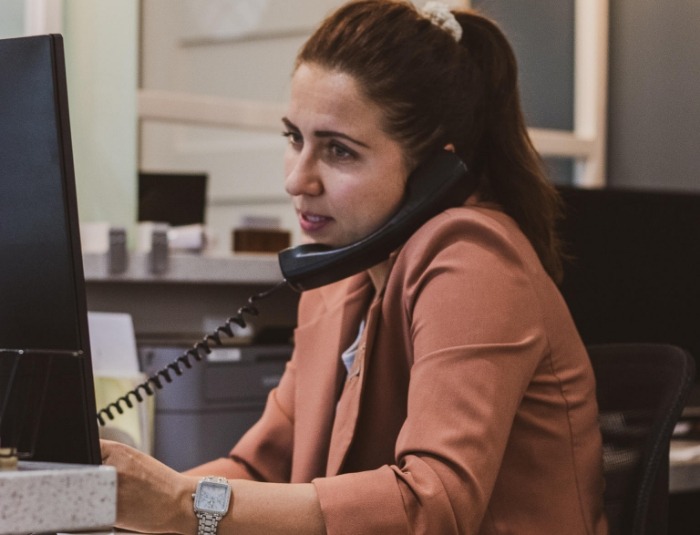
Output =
[{"x1": 0, "y1": 461, "x2": 116, "y2": 535}]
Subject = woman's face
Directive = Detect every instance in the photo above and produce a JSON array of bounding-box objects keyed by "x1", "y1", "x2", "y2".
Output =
[{"x1": 283, "y1": 63, "x2": 409, "y2": 248}]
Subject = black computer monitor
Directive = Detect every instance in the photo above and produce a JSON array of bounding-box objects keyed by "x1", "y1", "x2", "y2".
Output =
[
  {"x1": 0, "y1": 34, "x2": 101, "y2": 464},
  {"x1": 558, "y1": 185, "x2": 700, "y2": 385},
  {"x1": 138, "y1": 172, "x2": 208, "y2": 227}
]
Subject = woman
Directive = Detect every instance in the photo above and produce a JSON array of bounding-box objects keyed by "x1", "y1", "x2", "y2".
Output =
[{"x1": 102, "y1": 1, "x2": 608, "y2": 533}]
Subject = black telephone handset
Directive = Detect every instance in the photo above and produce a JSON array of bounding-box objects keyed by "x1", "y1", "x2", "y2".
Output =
[
  {"x1": 278, "y1": 150, "x2": 477, "y2": 291},
  {"x1": 96, "y1": 151, "x2": 476, "y2": 426}
]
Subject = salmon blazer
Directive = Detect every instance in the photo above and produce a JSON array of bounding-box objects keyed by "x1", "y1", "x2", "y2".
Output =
[{"x1": 195, "y1": 204, "x2": 608, "y2": 535}]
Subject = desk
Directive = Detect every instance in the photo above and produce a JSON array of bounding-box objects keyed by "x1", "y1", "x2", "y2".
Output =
[
  {"x1": 83, "y1": 252, "x2": 299, "y2": 342},
  {"x1": 0, "y1": 461, "x2": 116, "y2": 535},
  {"x1": 0, "y1": 449, "x2": 695, "y2": 534}
]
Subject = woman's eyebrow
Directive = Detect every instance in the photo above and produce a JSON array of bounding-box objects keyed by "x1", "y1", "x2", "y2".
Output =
[
  {"x1": 281, "y1": 117, "x2": 299, "y2": 131},
  {"x1": 314, "y1": 130, "x2": 369, "y2": 148},
  {"x1": 281, "y1": 117, "x2": 369, "y2": 148}
]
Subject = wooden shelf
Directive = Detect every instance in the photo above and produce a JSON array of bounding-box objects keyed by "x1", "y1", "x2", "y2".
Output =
[{"x1": 82, "y1": 252, "x2": 298, "y2": 339}]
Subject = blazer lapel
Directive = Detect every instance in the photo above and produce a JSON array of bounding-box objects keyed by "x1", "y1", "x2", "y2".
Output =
[
  {"x1": 326, "y1": 292, "x2": 382, "y2": 476},
  {"x1": 291, "y1": 274, "x2": 373, "y2": 481}
]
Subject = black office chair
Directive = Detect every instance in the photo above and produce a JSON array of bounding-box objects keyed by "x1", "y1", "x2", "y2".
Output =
[{"x1": 588, "y1": 344, "x2": 695, "y2": 535}]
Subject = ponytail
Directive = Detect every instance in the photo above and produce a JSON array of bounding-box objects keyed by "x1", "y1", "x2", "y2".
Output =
[{"x1": 453, "y1": 13, "x2": 565, "y2": 283}]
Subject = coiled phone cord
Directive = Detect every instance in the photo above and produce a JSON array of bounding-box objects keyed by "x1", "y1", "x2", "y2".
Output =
[{"x1": 95, "y1": 280, "x2": 288, "y2": 427}]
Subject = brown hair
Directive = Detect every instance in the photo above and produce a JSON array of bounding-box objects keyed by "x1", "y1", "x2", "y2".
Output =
[{"x1": 297, "y1": 0, "x2": 565, "y2": 282}]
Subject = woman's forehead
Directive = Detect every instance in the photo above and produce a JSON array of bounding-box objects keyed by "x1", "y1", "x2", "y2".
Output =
[{"x1": 288, "y1": 63, "x2": 386, "y2": 132}]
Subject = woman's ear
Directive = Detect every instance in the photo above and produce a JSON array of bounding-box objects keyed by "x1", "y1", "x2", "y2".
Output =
[{"x1": 444, "y1": 143, "x2": 456, "y2": 153}]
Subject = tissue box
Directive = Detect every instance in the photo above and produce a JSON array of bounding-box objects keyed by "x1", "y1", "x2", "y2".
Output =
[{"x1": 233, "y1": 228, "x2": 291, "y2": 253}]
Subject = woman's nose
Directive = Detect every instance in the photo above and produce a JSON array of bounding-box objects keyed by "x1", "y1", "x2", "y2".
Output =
[{"x1": 284, "y1": 153, "x2": 323, "y2": 197}]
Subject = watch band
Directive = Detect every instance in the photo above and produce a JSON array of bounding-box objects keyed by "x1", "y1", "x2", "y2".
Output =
[{"x1": 195, "y1": 511, "x2": 223, "y2": 535}]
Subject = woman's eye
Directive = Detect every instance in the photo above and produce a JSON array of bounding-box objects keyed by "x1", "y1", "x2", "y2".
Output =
[
  {"x1": 329, "y1": 142, "x2": 356, "y2": 160},
  {"x1": 282, "y1": 130, "x2": 302, "y2": 148}
]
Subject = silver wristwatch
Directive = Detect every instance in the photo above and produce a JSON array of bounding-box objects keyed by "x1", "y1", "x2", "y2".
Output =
[{"x1": 192, "y1": 476, "x2": 232, "y2": 535}]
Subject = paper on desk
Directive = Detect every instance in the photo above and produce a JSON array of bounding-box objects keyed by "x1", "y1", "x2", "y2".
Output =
[
  {"x1": 94, "y1": 375, "x2": 154, "y2": 455},
  {"x1": 88, "y1": 311, "x2": 139, "y2": 376},
  {"x1": 88, "y1": 312, "x2": 153, "y2": 454}
]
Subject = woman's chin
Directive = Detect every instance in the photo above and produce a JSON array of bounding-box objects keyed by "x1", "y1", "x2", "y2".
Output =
[{"x1": 300, "y1": 233, "x2": 338, "y2": 248}]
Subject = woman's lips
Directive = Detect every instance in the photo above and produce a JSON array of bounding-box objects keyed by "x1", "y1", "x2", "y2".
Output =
[{"x1": 299, "y1": 211, "x2": 333, "y2": 233}]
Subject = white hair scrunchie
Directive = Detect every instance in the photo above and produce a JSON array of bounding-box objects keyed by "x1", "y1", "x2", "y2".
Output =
[{"x1": 420, "y1": 1, "x2": 462, "y2": 42}]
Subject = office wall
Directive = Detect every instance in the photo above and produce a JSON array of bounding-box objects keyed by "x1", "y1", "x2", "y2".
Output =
[
  {"x1": 0, "y1": 0, "x2": 23, "y2": 38},
  {"x1": 0, "y1": 1, "x2": 138, "y2": 229},
  {"x1": 63, "y1": 0, "x2": 138, "y2": 229},
  {"x1": 607, "y1": 0, "x2": 700, "y2": 192}
]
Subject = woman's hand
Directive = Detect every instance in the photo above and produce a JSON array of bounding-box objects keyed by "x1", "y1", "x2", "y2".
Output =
[{"x1": 101, "y1": 439, "x2": 199, "y2": 534}]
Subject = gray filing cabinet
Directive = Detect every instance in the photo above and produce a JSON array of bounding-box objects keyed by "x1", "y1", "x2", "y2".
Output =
[{"x1": 138, "y1": 343, "x2": 292, "y2": 471}]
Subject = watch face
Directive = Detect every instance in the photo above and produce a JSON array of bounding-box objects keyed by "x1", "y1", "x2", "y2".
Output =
[{"x1": 194, "y1": 480, "x2": 231, "y2": 513}]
